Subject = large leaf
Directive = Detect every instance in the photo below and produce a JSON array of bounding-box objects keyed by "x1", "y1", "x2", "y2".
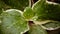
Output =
[
  {"x1": 23, "y1": 7, "x2": 35, "y2": 20},
  {"x1": 32, "y1": 0, "x2": 60, "y2": 21},
  {"x1": 2, "y1": 0, "x2": 29, "y2": 10},
  {"x1": 27, "y1": 24, "x2": 47, "y2": 34},
  {"x1": 1, "y1": 9, "x2": 29, "y2": 34}
]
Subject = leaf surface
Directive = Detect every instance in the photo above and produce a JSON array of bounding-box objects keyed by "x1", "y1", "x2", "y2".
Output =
[
  {"x1": 1, "y1": 9, "x2": 29, "y2": 34},
  {"x1": 23, "y1": 7, "x2": 35, "y2": 20},
  {"x1": 42, "y1": 20, "x2": 60, "y2": 30},
  {"x1": 28, "y1": 24, "x2": 47, "y2": 34}
]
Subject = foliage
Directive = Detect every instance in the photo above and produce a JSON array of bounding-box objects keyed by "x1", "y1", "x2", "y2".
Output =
[
  {"x1": 1, "y1": 9, "x2": 29, "y2": 34},
  {"x1": 23, "y1": 7, "x2": 35, "y2": 20},
  {"x1": 0, "y1": 0, "x2": 60, "y2": 34},
  {"x1": 28, "y1": 24, "x2": 47, "y2": 34},
  {"x1": 0, "y1": 0, "x2": 29, "y2": 10}
]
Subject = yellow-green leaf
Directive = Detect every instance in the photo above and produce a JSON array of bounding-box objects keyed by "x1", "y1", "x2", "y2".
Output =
[{"x1": 23, "y1": 7, "x2": 35, "y2": 20}]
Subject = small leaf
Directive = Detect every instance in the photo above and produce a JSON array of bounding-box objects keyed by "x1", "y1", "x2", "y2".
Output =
[
  {"x1": 28, "y1": 24, "x2": 47, "y2": 34},
  {"x1": 1, "y1": 9, "x2": 29, "y2": 34},
  {"x1": 42, "y1": 20, "x2": 60, "y2": 30},
  {"x1": 23, "y1": 7, "x2": 35, "y2": 20}
]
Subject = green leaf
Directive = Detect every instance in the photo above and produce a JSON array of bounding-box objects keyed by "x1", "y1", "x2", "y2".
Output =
[
  {"x1": 32, "y1": 0, "x2": 60, "y2": 21},
  {"x1": 2, "y1": 0, "x2": 29, "y2": 10},
  {"x1": 1, "y1": 9, "x2": 29, "y2": 34},
  {"x1": 23, "y1": 7, "x2": 35, "y2": 20},
  {"x1": 28, "y1": 24, "x2": 47, "y2": 34},
  {"x1": 42, "y1": 20, "x2": 60, "y2": 30},
  {"x1": 32, "y1": 0, "x2": 46, "y2": 16},
  {"x1": 45, "y1": 3, "x2": 60, "y2": 21}
]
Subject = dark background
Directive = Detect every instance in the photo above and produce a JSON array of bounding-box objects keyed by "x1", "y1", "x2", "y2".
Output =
[{"x1": 33, "y1": 0, "x2": 60, "y2": 3}]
